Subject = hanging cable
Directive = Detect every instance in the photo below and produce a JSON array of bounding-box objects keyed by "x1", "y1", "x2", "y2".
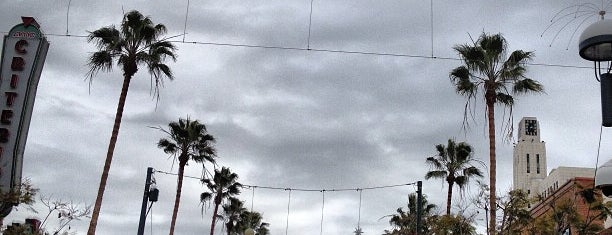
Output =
[
  {"x1": 285, "y1": 189, "x2": 291, "y2": 235},
  {"x1": 183, "y1": 0, "x2": 190, "y2": 42},
  {"x1": 593, "y1": 124, "x2": 603, "y2": 189},
  {"x1": 251, "y1": 186, "x2": 256, "y2": 212},
  {"x1": 430, "y1": 0, "x2": 434, "y2": 57},
  {"x1": 156, "y1": 169, "x2": 417, "y2": 192},
  {"x1": 66, "y1": 0, "x2": 71, "y2": 35},
  {"x1": 357, "y1": 189, "x2": 362, "y2": 230},
  {"x1": 307, "y1": 0, "x2": 315, "y2": 49},
  {"x1": 320, "y1": 190, "x2": 325, "y2": 235},
  {"x1": 149, "y1": 201, "x2": 154, "y2": 235}
]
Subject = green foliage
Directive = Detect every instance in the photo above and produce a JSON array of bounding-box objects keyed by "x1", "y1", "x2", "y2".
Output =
[
  {"x1": 158, "y1": 117, "x2": 217, "y2": 235},
  {"x1": 450, "y1": 32, "x2": 544, "y2": 235},
  {"x1": 498, "y1": 189, "x2": 532, "y2": 234},
  {"x1": 0, "y1": 179, "x2": 38, "y2": 206},
  {"x1": 425, "y1": 139, "x2": 483, "y2": 215},
  {"x1": 450, "y1": 32, "x2": 544, "y2": 139},
  {"x1": 220, "y1": 197, "x2": 270, "y2": 235},
  {"x1": 201, "y1": 167, "x2": 242, "y2": 235},
  {"x1": 383, "y1": 193, "x2": 438, "y2": 235},
  {"x1": 236, "y1": 211, "x2": 270, "y2": 235},
  {"x1": 86, "y1": 10, "x2": 177, "y2": 98},
  {"x1": 523, "y1": 186, "x2": 612, "y2": 235},
  {"x1": 158, "y1": 117, "x2": 217, "y2": 167},
  {"x1": 429, "y1": 214, "x2": 477, "y2": 235}
]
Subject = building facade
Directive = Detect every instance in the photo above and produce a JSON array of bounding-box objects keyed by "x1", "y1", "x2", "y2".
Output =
[{"x1": 513, "y1": 117, "x2": 547, "y2": 196}]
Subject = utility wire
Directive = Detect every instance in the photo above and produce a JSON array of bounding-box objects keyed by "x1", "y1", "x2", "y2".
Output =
[
  {"x1": 285, "y1": 189, "x2": 291, "y2": 235},
  {"x1": 154, "y1": 170, "x2": 417, "y2": 192},
  {"x1": 1, "y1": 32, "x2": 591, "y2": 70}
]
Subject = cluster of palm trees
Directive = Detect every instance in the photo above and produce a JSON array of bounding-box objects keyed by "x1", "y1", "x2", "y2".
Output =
[
  {"x1": 84, "y1": 10, "x2": 270, "y2": 235},
  {"x1": 392, "y1": 33, "x2": 545, "y2": 234},
  {"x1": 157, "y1": 118, "x2": 270, "y2": 235},
  {"x1": 83, "y1": 9, "x2": 544, "y2": 235}
]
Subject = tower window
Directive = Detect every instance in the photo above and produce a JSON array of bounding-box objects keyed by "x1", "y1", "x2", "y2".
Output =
[
  {"x1": 536, "y1": 154, "x2": 541, "y2": 174},
  {"x1": 526, "y1": 154, "x2": 530, "y2": 173}
]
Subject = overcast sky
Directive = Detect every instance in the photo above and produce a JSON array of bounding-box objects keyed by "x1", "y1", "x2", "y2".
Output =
[{"x1": 1, "y1": 0, "x2": 611, "y2": 234}]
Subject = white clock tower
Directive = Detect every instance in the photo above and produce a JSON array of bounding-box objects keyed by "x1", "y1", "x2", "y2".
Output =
[{"x1": 513, "y1": 117, "x2": 547, "y2": 195}]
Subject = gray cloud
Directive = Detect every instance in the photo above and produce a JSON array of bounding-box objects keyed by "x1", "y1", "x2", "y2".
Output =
[{"x1": 2, "y1": 0, "x2": 609, "y2": 234}]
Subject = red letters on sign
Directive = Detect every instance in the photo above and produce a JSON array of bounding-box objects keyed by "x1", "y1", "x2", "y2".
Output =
[
  {"x1": 11, "y1": 57, "x2": 24, "y2": 71},
  {"x1": 5, "y1": 92, "x2": 17, "y2": 106},
  {"x1": 0, "y1": 129, "x2": 9, "y2": 143},
  {"x1": 14, "y1": 40, "x2": 27, "y2": 54},
  {"x1": 10, "y1": 75, "x2": 18, "y2": 89},
  {"x1": 1, "y1": 110, "x2": 13, "y2": 125}
]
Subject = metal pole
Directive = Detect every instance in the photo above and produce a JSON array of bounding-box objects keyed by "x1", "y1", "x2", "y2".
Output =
[
  {"x1": 416, "y1": 181, "x2": 422, "y2": 235},
  {"x1": 600, "y1": 73, "x2": 612, "y2": 127},
  {"x1": 137, "y1": 167, "x2": 153, "y2": 235}
]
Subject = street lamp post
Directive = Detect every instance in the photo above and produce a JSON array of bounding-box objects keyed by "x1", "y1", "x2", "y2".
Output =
[{"x1": 579, "y1": 11, "x2": 612, "y2": 127}]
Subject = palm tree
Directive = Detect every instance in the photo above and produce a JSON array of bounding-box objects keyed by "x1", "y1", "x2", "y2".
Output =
[
  {"x1": 222, "y1": 197, "x2": 246, "y2": 235},
  {"x1": 85, "y1": 10, "x2": 176, "y2": 234},
  {"x1": 158, "y1": 118, "x2": 217, "y2": 235},
  {"x1": 450, "y1": 33, "x2": 543, "y2": 234},
  {"x1": 201, "y1": 167, "x2": 242, "y2": 235},
  {"x1": 383, "y1": 193, "x2": 437, "y2": 235},
  {"x1": 425, "y1": 139, "x2": 483, "y2": 215},
  {"x1": 236, "y1": 211, "x2": 270, "y2": 235}
]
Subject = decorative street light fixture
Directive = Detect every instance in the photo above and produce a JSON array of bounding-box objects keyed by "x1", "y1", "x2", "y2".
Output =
[{"x1": 579, "y1": 11, "x2": 612, "y2": 127}]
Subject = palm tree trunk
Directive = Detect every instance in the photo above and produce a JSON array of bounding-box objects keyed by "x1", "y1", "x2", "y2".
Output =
[
  {"x1": 87, "y1": 75, "x2": 132, "y2": 235},
  {"x1": 446, "y1": 181, "x2": 454, "y2": 215},
  {"x1": 169, "y1": 161, "x2": 187, "y2": 235},
  {"x1": 486, "y1": 96, "x2": 497, "y2": 235},
  {"x1": 210, "y1": 196, "x2": 221, "y2": 235}
]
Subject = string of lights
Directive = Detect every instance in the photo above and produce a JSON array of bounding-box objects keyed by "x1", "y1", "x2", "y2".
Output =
[{"x1": 154, "y1": 170, "x2": 417, "y2": 192}]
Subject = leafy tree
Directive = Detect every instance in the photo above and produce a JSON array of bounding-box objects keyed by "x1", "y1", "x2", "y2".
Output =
[
  {"x1": 450, "y1": 32, "x2": 544, "y2": 234},
  {"x1": 429, "y1": 214, "x2": 477, "y2": 235},
  {"x1": 573, "y1": 188, "x2": 612, "y2": 235},
  {"x1": 383, "y1": 193, "x2": 437, "y2": 235},
  {"x1": 86, "y1": 10, "x2": 176, "y2": 235},
  {"x1": 498, "y1": 190, "x2": 531, "y2": 234},
  {"x1": 425, "y1": 139, "x2": 483, "y2": 215},
  {"x1": 201, "y1": 167, "x2": 242, "y2": 235},
  {"x1": 158, "y1": 117, "x2": 216, "y2": 234},
  {"x1": 0, "y1": 179, "x2": 38, "y2": 228}
]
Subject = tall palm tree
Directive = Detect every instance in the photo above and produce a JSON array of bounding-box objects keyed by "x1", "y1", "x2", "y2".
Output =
[
  {"x1": 425, "y1": 139, "x2": 483, "y2": 215},
  {"x1": 450, "y1": 33, "x2": 543, "y2": 234},
  {"x1": 201, "y1": 167, "x2": 242, "y2": 235},
  {"x1": 86, "y1": 10, "x2": 176, "y2": 235},
  {"x1": 158, "y1": 118, "x2": 217, "y2": 235},
  {"x1": 222, "y1": 197, "x2": 246, "y2": 235}
]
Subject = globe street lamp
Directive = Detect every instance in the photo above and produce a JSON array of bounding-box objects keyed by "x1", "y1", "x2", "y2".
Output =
[
  {"x1": 244, "y1": 228, "x2": 255, "y2": 235},
  {"x1": 579, "y1": 11, "x2": 612, "y2": 127}
]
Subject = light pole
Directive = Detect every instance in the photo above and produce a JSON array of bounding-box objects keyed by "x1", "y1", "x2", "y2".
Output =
[
  {"x1": 137, "y1": 167, "x2": 159, "y2": 235},
  {"x1": 578, "y1": 11, "x2": 612, "y2": 127}
]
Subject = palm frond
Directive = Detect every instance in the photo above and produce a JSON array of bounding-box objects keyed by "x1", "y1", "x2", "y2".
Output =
[
  {"x1": 425, "y1": 170, "x2": 447, "y2": 180},
  {"x1": 495, "y1": 92, "x2": 514, "y2": 107},
  {"x1": 513, "y1": 78, "x2": 544, "y2": 94}
]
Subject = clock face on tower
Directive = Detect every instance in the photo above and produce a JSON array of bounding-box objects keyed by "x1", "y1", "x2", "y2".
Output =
[{"x1": 525, "y1": 120, "x2": 537, "y2": 136}]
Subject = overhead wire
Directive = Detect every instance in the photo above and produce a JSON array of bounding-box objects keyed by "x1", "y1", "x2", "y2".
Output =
[
  {"x1": 0, "y1": 31, "x2": 591, "y2": 70},
  {"x1": 154, "y1": 169, "x2": 416, "y2": 192},
  {"x1": 320, "y1": 190, "x2": 325, "y2": 235},
  {"x1": 285, "y1": 189, "x2": 291, "y2": 235}
]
